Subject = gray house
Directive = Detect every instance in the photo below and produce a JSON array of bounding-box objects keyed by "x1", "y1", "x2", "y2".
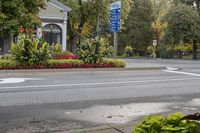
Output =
[
  {"x1": 39, "y1": 0, "x2": 72, "y2": 51},
  {"x1": 0, "y1": 0, "x2": 71, "y2": 54}
]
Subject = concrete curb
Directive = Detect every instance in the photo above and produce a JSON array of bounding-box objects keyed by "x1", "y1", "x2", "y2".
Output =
[
  {"x1": 0, "y1": 67, "x2": 166, "y2": 74},
  {"x1": 58, "y1": 124, "x2": 134, "y2": 133}
]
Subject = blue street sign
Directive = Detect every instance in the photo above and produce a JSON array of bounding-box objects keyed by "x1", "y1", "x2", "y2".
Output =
[{"x1": 110, "y1": 1, "x2": 121, "y2": 32}]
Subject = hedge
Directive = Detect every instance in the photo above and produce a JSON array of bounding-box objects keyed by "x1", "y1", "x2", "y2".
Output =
[
  {"x1": 0, "y1": 59, "x2": 126, "y2": 70},
  {"x1": 101, "y1": 59, "x2": 126, "y2": 68},
  {"x1": 0, "y1": 60, "x2": 18, "y2": 69},
  {"x1": 46, "y1": 59, "x2": 84, "y2": 69}
]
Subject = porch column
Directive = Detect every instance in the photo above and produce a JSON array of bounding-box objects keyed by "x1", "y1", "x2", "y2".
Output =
[{"x1": 62, "y1": 19, "x2": 67, "y2": 51}]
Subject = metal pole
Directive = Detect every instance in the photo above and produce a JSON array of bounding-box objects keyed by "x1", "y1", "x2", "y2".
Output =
[{"x1": 113, "y1": 32, "x2": 118, "y2": 58}]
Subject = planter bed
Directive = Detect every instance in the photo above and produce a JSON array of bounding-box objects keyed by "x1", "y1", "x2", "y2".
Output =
[{"x1": 0, "y1": 59, "x2": 126, "y2": 70}]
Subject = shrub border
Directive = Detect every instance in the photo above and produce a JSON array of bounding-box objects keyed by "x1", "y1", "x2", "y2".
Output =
[{"x1": 0, "y1": 59, "x2": 126, "y2": 70}]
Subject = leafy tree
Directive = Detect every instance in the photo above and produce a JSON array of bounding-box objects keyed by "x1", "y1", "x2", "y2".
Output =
[
  {"x1": 0, "y1": 0, "x2": 45, "y2": 35},
  {"x1": 151, "y1": 0, "x2": 171, "y2": 17},
  {"x1": 59, "y1": 0, "x2": 132, "y2": 53},
  {"x1": 163, "y1": 4, "x2": 200, "y2": 59},
  {"x1": 173, "y1": 0, "x2": 195, "y2": 5},
  {"x1": 0, "y1": 0, "x2": 46, "y2": 51},
  {"x1": 151, "y1": 0, "x2": 171, "y2": 44},
  {"x1": 172, "y1": 0, "x2": 200, "y2": 59},
  {"x1": 121, "y1": 0, "x2": 154, "y2": 55}
]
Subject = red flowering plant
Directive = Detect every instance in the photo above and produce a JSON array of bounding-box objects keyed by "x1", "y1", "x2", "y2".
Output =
[
  {"x1": 19, "y1": 27, "x2": 25, "y2": 33},
  {"x1": 18, "y1": 26, "x2": 34, "y2": 35},
  {"x1": 28, "y1": 28, "x2": 33, "y2": 33},
  {"x1": 53, "y1": 55, "x2": 80, "y2": 60}
]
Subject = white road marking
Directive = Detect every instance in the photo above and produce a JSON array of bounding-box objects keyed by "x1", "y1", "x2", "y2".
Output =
[
  {"x1": 0, "y1": 78, "x2": 43, "y2": 84},
  {"x1": 0, "y1": 77, "x2": 200, "y2": 89},
  {"x1": 166, "y1": 67, "x2": 179, "y2": 71},
  {"x1": 164, "y1": 70, "x2": 200, "y2": 77}
]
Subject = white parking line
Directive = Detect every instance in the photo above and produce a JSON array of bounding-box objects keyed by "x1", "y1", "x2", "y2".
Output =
[
  {"x1": 164, "y1": 70, "x2": 200, "y2": 77},
  {"x1": 0, "y1": 77, "x2": 200, "y2": 89}
]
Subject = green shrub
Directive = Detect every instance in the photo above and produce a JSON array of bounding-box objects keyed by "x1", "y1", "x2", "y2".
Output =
[
  {"x1": 62, "y1": 51, "x2": 74, "y2": 56},
  {"x1": 77, "y1": 38, "x2": 113, "y2": 64},
  {"x1": 51, "y1": 43, "x2": 62, "y2": 54},
  {"x1": 124, "y1": 46, "x2": 133, "y2": 57},
  {"x1": 11, "y1": 34, "x2": 51, "y2": 65},
  {"x1": 50, "y1": 44, "x2": 75, "y2": 58},
  {"x1": 159, "y1": 49, "x2": 171, "y2": 59},
  {"x1": 99, "y1": 37, "x2": 114, "y2": 58},
  {"x1": 147, "y1": 46, "x2": 156, "y2": 58},
  {"x1": 157, "y1": 44, "x2": 172, "y2": 59},
  {"x1": 46, "y1": 59, "x2": 84, "y2": 67},
  {"x1": 198, "y1": 49, "x2": 200, "y2": 59},
  {"x1": 1, "y1": 54, "x2": 14, "y2": 60},
  {"x1": 101, "y1": 59, "x2": 126, "y2": 68},
  {"x1": 51, "y1": 51, "x2": 74, "y2": 57},
  {"x1": 133, "y1": 113, "x2": 200, "y2": 133},
  {"x1": 0, "y1": 60, "x2": 18, "y2": 68}
]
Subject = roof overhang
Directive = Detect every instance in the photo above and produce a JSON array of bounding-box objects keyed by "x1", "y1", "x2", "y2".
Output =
[{"x1": 49, "y1": 0, "x2": 72, "y2": 12}]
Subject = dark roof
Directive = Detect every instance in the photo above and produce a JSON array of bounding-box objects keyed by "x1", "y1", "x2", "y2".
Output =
[{"x1": 50, "y1": 0, "x2": 72, "y2": 12}]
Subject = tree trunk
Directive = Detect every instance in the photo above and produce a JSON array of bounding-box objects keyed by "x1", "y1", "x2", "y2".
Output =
[
  {"x1": 196, "y1": 0, "x2": 200, "y2": 14},
  {"x1": 193, "y1": 41, "x2": 198, "y2": 60},
  {"x1": 4, "y1": 34, "x2": 13, "y2": 53},
  {"x1": 69, "y1": 36, "x2": 77, "y2": 54}
]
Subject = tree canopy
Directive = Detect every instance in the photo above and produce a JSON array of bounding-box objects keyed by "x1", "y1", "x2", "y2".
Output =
[
  {"x1": 120, "y1": 0, "x2": 154, "y2": 54},
  {"x1": 162, "y1": 1, "x2": 200, "y2": 59},
  {"x1": 163, "y1": 4, "x2": 200, "y2": 44},
  {"x1": 59, "y1": 0, "x2": 132, "y2": 53},
  {"x1": 0, "y1": 0, "x2": 46, "y2": 37},
  {"x1": 0, "y1": 0, "x2": 199, "y2": 59}
]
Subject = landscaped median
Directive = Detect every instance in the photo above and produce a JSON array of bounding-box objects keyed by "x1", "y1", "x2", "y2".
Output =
[
  {"x1": 0, "y1": 59, "x2": 126, "y2": 70},
  {"x1": 0, "y1": 32, "x2": 126, "y2": 70}
]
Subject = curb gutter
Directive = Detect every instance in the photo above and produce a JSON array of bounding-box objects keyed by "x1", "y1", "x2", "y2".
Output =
[
  {"x1": 58, "y1": 124, "x2": 134, "y2": 133},
  {"x1": 0, "y1": 67, "x2": 166, "y2": 74}
]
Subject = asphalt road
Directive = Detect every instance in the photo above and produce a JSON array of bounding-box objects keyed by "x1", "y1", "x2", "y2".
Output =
[{"x1": 0, "y1": 59, "x2": 200, "y2": 133}]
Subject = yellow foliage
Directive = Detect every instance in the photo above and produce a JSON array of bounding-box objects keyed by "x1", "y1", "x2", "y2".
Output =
[
  {"x1": 81, "y1": 23, "x2": 92, "y2": 36},
  {"x1": 175, "y1": 43, "x2": 193, "y2": 52}
]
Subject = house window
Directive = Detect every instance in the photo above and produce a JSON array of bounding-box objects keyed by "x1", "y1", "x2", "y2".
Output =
[{"x1": 43, "y1": 24, "x2": 62, "y2": 45}]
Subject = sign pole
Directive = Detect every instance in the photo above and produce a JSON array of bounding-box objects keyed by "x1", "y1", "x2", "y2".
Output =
[
  {"x1": 113, "y1": 32, "x2": 118, "y2": 58},
  {"x1": 110, "y1": 1, "x2": 121, "y2": 59}
]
